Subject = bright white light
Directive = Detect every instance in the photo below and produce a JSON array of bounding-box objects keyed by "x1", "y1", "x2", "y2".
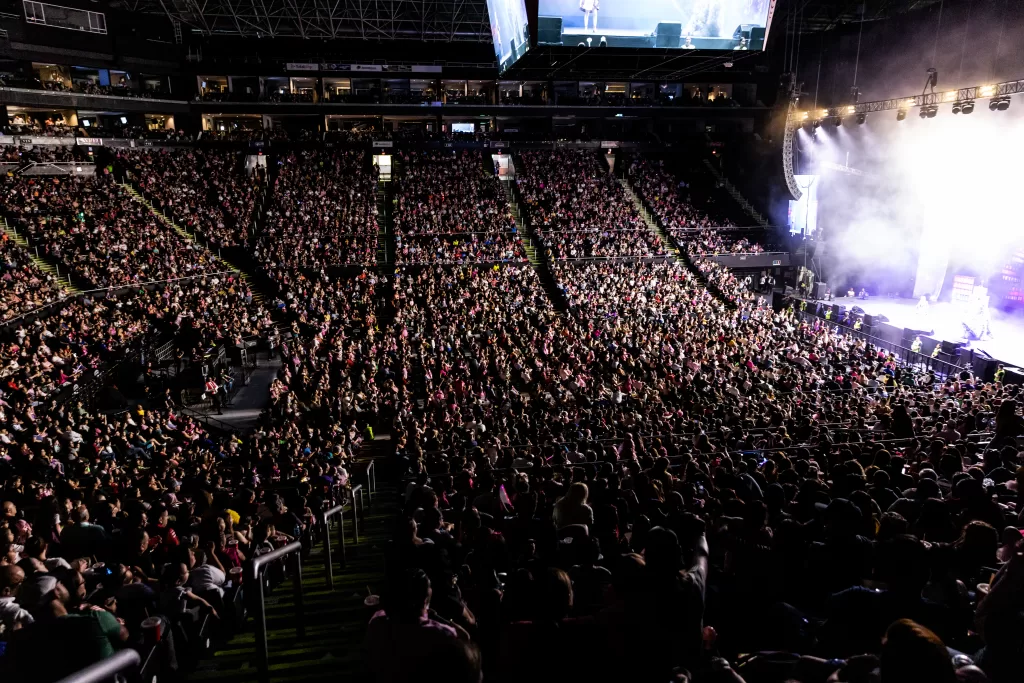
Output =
[
  {"x1": 944, "y1": 91, "x2": 958, "y2": 102},
  {"x1": 980, "y1": 85, "x2": 996, "y2": 97},
  {"x1": 890, "y1": 107, "x2": 1024, "y2": 277},
  {"x1": 846, "y1": 105, "x2": 856, "y2": 114},
  {"x1": 903, "y1": 98, "x2": 917, "y2": 107}
]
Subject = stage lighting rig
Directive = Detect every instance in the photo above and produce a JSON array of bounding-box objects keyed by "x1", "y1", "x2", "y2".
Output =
[
  {"x1": 962, "y1": 100, "x2": 975, "y2": 114},
  {"x1": 990, "y1": 96, "x2": 1011, "y2": 111},
  {"x1": 918, "y1": 105, "x2": 938, "y2": 119},
  {"x1": 897, "y1": 109, "x2": 907, "y2": 121}
]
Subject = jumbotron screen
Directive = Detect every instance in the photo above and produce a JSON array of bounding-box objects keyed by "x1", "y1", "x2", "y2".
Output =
[
  {"x1": 537, "y1": 0, "x2": 775, "y2": 50},
  {"x1": 487, "y1": 0, "x2": 530, "y2": 73}
]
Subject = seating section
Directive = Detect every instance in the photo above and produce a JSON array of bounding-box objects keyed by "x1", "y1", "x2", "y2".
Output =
[
  {"x1": 516, "y1": 150, "x2": 667, "y2": 259},
  {"x1": 4, "y1": 174, "x2": 222, "y2": 288},
  {"x1": 393, "y1": 150, "x2": 526, "y2": 264},
  {"x1": 120, "y1": 149, "x2": 263, "y2": 247},
  {"x1": 257, "y1": 149, "x2": 378, "y2": 267},
  {"x1": 0, "y1": 234, "x2": 66, "y2": 320},
  {"x1": 0, "y1": 145, "x2": 1019, "y2": 683},
  {"x1": 627, "y1": 156, "x2": 765, "y2": 304}
]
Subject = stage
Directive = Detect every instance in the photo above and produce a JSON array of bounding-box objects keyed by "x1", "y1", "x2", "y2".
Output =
[{"x1": 829, "y1": 296, "x2": 1024, "y2": 369}]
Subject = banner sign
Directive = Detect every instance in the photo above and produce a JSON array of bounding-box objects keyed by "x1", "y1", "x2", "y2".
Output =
[
  {"x1": 286, "y1": 63, "x2": 320, "y2": 71},
  {"x1": 76, "y1": 137, "x2": 103, "y2": 146},
  {"x1": 372, "y1": 140, "x2": 394, "y2": 148}
]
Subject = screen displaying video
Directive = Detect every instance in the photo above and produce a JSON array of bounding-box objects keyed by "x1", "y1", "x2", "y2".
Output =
[
  {"x1": 537, "y1": 0, "x2": 775, "y2": 50},
  {"x1": 486, "y1": 0, "x2": 530, "y2": 73}
]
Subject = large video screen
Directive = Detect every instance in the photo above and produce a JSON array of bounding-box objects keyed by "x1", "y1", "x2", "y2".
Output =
[
  {"x1": 537, "y1": 0, "x2": 774, "y2": 49},
  {"x1": 487, "y1": 0, "x2": 530, "y2": 73}
]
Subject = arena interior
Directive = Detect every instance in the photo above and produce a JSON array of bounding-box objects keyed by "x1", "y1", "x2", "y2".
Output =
[{"x1": 1, "y1": 0, "x2": 1024, "y2": 681}]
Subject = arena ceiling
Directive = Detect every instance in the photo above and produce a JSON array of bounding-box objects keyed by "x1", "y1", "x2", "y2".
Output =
[{"x1": 107, "y1": 0, "x2": 948, "y2": 43}]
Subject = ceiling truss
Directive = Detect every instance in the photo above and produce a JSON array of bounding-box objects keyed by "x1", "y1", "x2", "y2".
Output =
[{"x1": 118, "y1": 0, "x2": 491, "y2": 41}]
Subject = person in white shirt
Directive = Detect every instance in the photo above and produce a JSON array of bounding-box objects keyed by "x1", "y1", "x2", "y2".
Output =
[
  {"x1": 0, "y1": 565, "x2": 33, "y2": 631},
  {"x1": 187, "y1": 549, "x2": 227, "y2": 597}
]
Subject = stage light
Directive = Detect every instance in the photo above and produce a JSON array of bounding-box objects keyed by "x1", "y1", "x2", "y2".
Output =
[
  {"x1": 944, "y1": 91, "x2": 958, "y2": 102},
  {"x1": 835, "y1": 115, "x2": 842, "y2": 127},
  {"x1": 980, "y1": 85, "x2": 996, "y2": 97},
  {"x1": 990, "y1": 99, "x2": 999, "y2": 111},
  {"x1": 846, "y1": 105, "x2": 856, "y2": 115},
  {"x1": 903, "y1": 98, "x2": 917, "y2": 108},
  {"x1": 962, "y1": 100, "x2": 975, "y2": 114},
  {"x1": 993, "y1": 96, "x2": 1011, "y2": 111},
  {"x1": 799, "y1": 111, "x2": 809, "y2": 120},
  {"x1": 897, "y1": 109, "x2": 907, "y2": 121},
  {"x1": 919, "y1": 108, "x2": 928, "y2": 119},
  {"x1": 599, "y1": 36, "x2": 607, "y2": 47},
  {"x1": 952, "y1": 102, "x2": 961, "y2": 114},
  {"x1": 856, "y1": 113, "x2": 866, "y2": 124},
  {"x1": 819, "y1": 109, "x2": 828, "y2": 119},
  {"x1": 927, "y1": 106, "x2": 938, "y2": 118}
]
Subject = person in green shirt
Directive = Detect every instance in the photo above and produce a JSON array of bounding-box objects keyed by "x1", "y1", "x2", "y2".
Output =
[{"x1": 6, "y1": 570, "x2": 129, "y2": 682}]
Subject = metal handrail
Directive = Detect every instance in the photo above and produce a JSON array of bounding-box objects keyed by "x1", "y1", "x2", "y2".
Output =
[
  {"x1": 0, "y1": 269, "x2": 240, "y2": 329},
  {"x1": 322, "y1": 504, "x2": 347, "y2": 589},
  {"x1": 250, "y1": 540, "x2": 305, "y2": 683},
  {"x1": 54, "y1": 649, "x2": 141, "y2": 683},
  {"x1": 364, "y1": 459, "x2": 377, "y2": 502}
]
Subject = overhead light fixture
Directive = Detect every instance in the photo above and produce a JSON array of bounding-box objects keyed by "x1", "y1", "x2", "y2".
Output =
[
  {"x1": 990, "y1": 96, "x2": 1011, "y2": 111},
  {"x1": 919, "y1": 105, "x2": 938, "y2": 119},
  {"x1": 835, "y1": 116, "x2": 842, "y2": 127},
  {"x1": 962, "y1": 100, "x2": 975, "y2": 114},
  {"x1": 897, "y1": 109, "x2": 907, "y2": 121},
  {"x1": 952, "y1": 101, "x2": 962, "y2": 114},
  {"x1": 980, "y1": 85, "x2": 996, "y2": 97},
  {"x1": 856, "y1": 113, "x2": 866, "y2": 124},
  {"x1": 846, "y1": 105, "x2": 856, "y2": 115},
  {"x1": 944, "y1": 91, "x2": 958, "y2": 102}
]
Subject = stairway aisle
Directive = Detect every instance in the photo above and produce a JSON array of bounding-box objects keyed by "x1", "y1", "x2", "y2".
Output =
[
  {"x1": 500, "y1": 173, "x2": 569, "y2": 312},
  {"x1": 617, "y1": 177, "x2": 681, "y2": 260},
  {"x1": 189, "y1": 474, "x2": 397, "y2": 683},
  {"x1": 1, "y1": 216, "x2": 81, "y2": 294},
  {"x1": 701, "y1": 159, "x2": 770, "y2": 227},
  {"x1": 118, "y1": 182, "x2": 265, "y2": 304}
]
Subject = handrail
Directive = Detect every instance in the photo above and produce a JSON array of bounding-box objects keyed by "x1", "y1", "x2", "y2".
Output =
[
  {"x1": 250, "y1": 540, "x2": 305, "y2": 683},
  {"x1": 364, "y1": 459, "x2": 377, "y2": 502},
  {"x1": 0, "y1": 269, "x2": 240, "y2": 329},
  {"x1": 54, "y1": 649, "x2": 141, "y2": 683},
  {"x1": 322, "y1": 504, "x2": 347, "y2": 589}
]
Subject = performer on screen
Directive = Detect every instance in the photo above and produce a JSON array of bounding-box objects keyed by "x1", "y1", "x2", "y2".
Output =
[{"x1": 579, "y1": 0, "x2": 599, "y2": 32}]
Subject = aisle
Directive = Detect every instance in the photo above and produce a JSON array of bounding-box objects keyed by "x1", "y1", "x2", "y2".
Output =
[{"x1": 188, "y1": 489, "x2": 397, "y2": 683}]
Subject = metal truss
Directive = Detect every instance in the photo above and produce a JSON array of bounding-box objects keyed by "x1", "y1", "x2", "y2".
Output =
[
  {"x1": 119, "y1": 0, "x2": 491, "y2": 41},
  {"x1": 794, "y1": 78, "x2": 1024, "y2": 126}
]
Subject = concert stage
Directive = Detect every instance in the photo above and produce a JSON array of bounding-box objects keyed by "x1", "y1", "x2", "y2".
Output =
[{"x1": 830, "y1": 296, "x2": 1024, "y2": 369}]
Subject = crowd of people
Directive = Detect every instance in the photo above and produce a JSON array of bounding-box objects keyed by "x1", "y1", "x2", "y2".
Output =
[
  {"x1": 393, "y1": 150, "x2": 526, "y2": 264},
  {"x1": 516, "y1": 150, "x2": 667, "y2": 259},
  {"x1": 254, "y1": 149, "x2": 379, "y2": 267},
  {"x1": 0, "y1": 233, "x2": 67, "y2": 321},
  {"x1": 119, "y1": 149, "x2": 265, "y2": 248},
  {"x1": 4, "y1": 173, "x2": 223, "y2": 289},
  {"x1": 1, "y1": 144, "x2": 1023, "y2": 683}
]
